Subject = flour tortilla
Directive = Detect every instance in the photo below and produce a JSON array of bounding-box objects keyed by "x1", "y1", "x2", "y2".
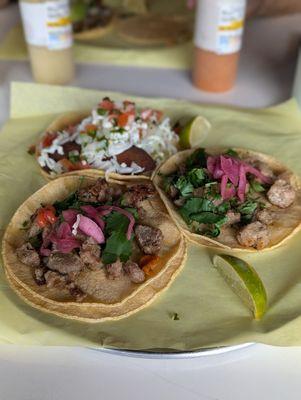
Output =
[
  {"x1": 153, "y1": 147, "x2": 301, "y2": 252},
  {"x1": 116, "y1": 14, "x2": 192, "y2": 46},
  {"x1": 36, "y1": 112, "x2": 152, "y2": 182},
  {"x1": 2, "y1": 175, "x2": 186, "y2": 322}
]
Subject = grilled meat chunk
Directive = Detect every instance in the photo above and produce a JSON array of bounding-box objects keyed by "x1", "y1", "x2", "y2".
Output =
[
  {"x1": 106, "y1": 259, "x2": 124, "y2": 279},
  {"x1": 134, "y1": 224, "x2": 163, "y2": 255},
  {"x1": 121, "y1": 183, "x2": 155, "y2": 207},
  {"x1": 33, "y1": 267, "x2": 47, "y2": 285},
  {"x1": 68, "y1": 283, "x2": 87, "y2": 302},
  {"x1": 237, "y1": 221, "x2": 269, "y2": 250},
  {"x1": 44, "y1": 270, "x2": 68, "y2": 289},
  {"x1": 116, "y1": 146, "x2": 156, "y2": 172},
  {"x1": 123, "y1": 261, "x2": 145, "y2": 283},
  {"x1": 168, "y1": 185, "x2": 179, "y2": 199},
  {"x1": 78, "y1": 178, "x2": 121, "y2": 203},
  {"x1": 80, "y1": 237, "x2": 101, "y2": 268},
  {"x1": 16, "y1": 242, "x2": 40, "y2": 267},
  {"x1": 46, "y1": 252, "x2": 83, "y2": 275},
  {"x1": 256, "y1": 209, "x2": 275, "y2": 225},
  {"x1": 225, "y1": 211, "x2": 241, "y2": 226},
  {"x1": 267, "y1": 179, "x2": 295, "y2": 208}
]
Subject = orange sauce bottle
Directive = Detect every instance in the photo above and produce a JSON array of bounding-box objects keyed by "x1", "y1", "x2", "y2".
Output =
[{"x1": 192, "y1": 0, "x2": 247, "y2": 92}]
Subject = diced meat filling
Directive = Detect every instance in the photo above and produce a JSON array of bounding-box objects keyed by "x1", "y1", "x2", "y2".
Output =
[
  {"x1": 237, "y1": 221, "x2": 270, "y2": 250},
  {"x1": 122, "y1": 184, "x2": 155, "y2": 207},
  {"x1": 168, "y1": 185, "x2": 179, "y2": 199},
  {"x1": 46, "y1": 252, "x2": 83, "y2": 275},
  {"x1": 123, "y1": 261, "x2": 145, "y2": 283},
  {"x1": 78, "y1": 178, "x2": 122, "y2": 203},
  {"x1": 225, "y1": 211, "x2": 241, "y2": 226},
  {"x1": 33, "y1": 267, "x2": 47, "y2": 285},
  {"x1": 134, "y1": 224, "x2": 163, "y2": 255},
  {"x1": 68, "y1": 283, "x2": 87, "y2": 302},
  {"x1": 26, "y1": 222, "x2": 42, "y2": 239},
  {"x1": 192, "y1": 187, "x2": 204, "y2": 198},
  {"x1": 106, "y1": 259, "x2": 124, "y2": 279},
  {"x1": 16, "y1": 243, "x2": 40, "y2": 268},
  {"x1": 256, "y1": 209, "x2": 274, "y2": 225},
  {"x1": 44, "y1": 270, "x2": 68, "y2": 289},
  {"x1": 79, "y1": 237, "x2": 101, "y2": 268},
  {"x1": 267, "y1": 179, "x2": 295, "y2": 208}
]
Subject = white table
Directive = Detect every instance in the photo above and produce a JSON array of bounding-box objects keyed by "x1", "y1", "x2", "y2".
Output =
[{"x1": 0, "y1": 5, "x2": 301, "y2": 400}]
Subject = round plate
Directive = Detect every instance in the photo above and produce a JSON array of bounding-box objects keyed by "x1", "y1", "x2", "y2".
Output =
[{"x1": 92, "y1": 343, "x2": 255, "y2": 359}]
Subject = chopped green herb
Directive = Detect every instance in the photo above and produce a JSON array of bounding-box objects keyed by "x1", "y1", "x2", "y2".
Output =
[
  {"x1": 171, "y1": 312, "x2": 180, "y2": 320},
  {"x1": 225, "y1": 149, "x2": 239, "y2": 158},
  {"x1": 238, "y1": 199, "x2": 258, "y2": 224},
  {"x1": 250, "y1": 180, "x2": 265, "y2": 193},
  {"x1": 187, "y1": 168, "x2": 206, "y2": 187},
  {"x1": 186, "y1": 148, "x2": 207, "y2": 168},
  {"x1": 97, "y1": 108, "x2": 106, "y2": 116},
  {"x1": 29, "y1": 235, "x2": 42, "y2": 250},
  {"x1": 69, "y1": 153, "x2": 80, "y2": 164},
  {"x1": 102, "y1": 231, "x2": 133, "y2": 264},
  {"x1": 174, "y1": 176, "x2": 194, "y2": 197}
]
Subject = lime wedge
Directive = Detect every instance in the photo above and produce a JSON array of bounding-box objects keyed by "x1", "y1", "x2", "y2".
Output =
[
  {"x1": 213, "y1": 254, "x2": 267, "y2": 320},
  {"x1": 178, "y1": 116, "x2": 211, "y2": 149}
]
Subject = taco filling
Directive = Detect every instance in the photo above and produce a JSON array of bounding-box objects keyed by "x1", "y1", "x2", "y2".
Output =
[
  {"x1": 36, "y1": 97, "x2": 178, "y2": 176},
  {"x1": 71, "y1": 0, "x2": 113, "y2": 35},
  {"x1": 160, "y1": 148, "x2": 298, "y2": 250},
  {"x1": 15, "y1": 179, "x2": 165, "y2": 302}
]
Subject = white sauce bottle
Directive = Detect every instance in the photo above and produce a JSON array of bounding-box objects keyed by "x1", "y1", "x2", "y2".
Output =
[{"x1": 19, "y1": 0, "x2": 74, "y2": 84}]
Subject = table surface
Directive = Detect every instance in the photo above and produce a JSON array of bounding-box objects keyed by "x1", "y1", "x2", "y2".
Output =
[{"x1": 1, "y1": 4, "x2": 301, "y2": 400}]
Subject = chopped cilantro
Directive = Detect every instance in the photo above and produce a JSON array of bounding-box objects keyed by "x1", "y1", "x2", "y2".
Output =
[
  {"x1": 225, "y1": 149, "x2": 239, "y2": 158},
  {"x1": 97, "y1": 108, "x2": 106, "y2": 116},
  {"x1": 174, "y1": 176, "x2": 193, "y2": 197},
  {"x1": 250, "y1": 179, "x2": 265, "y2": 193},
  {"x1": 102, "y1": 210, "x2": 137, "y2": 265},
  {"x1": 171, "y1": 312, "x2": 180, "y2": 320},
  {"x1": 237, "y1": 199, "x2": 258, "y2": 224},
  {"x1": 29, "y1": 235, "x2": 42, "y2": 250},
  {"x1": 186, "y1": 148, "x2": 207, "y2": 168},
  {"x1": 187, "y1": 168, "x2": 206, "y2": 187},
  {"x1": 68, "y1": 153, "x2": 80, "y2": 164}
]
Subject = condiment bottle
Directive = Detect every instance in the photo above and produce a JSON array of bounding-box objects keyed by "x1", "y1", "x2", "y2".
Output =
[
  {"x1": 192, "y1": 0, "x2": 246, "y2": 92},
  {"x1": 19, "y1": 0, "x2": 74, "y2": 84}
]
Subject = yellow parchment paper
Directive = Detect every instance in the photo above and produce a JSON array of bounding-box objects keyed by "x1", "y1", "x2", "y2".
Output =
[
  {"x1": 0, "y1": 24, "x2": 191, "y2": 70},
  {"x1": 1, "y1": 82, "x2": 301, "y2": 350}
]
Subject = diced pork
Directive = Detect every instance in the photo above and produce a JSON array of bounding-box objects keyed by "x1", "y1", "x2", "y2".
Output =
[
  {"x1": 123, "y1": 261, "x2": 145, "y2": 283},
  {"x1": 106, "y1": 259, "x2": 124, "y2": 279},
  {"x1": 78, "y1": 179, "x2": 121, "y2": 203},
  {"x1": 225, "y1": 211, "x2": 241, "y2": 226},
  {"x1": 33, "y1": 267, "x2": 46, "y2": 285},
  {"x1": 44, "y1": 270, "x2": 68, "y2": 289},
  {"x1": 16, "y1": 243, "x2": 40, "y2": 267},
  {"x1": 134, "y1": 224, "x2": 163, "y2": 255},
  {"x1": 46, "y1": 252, "x2": 83, "y2": 275},
  {"x1": 267, "y1": 179, "x2": 295, "y2": 208},
  {"x1": 79, "y1": 237, "x2": 101, "y2": 268},
  {"x1": 237, "y1": 221, "x2": 270, "y2": 250},
  {"x1": 122, "y1": 183, "x2": 155, "y2": 207},
  {"x1": 256, "y1": 209, "x2": 274, "y2": 225}
]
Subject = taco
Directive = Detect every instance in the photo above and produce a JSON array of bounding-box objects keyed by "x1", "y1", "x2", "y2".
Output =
[
  {"x1": 153, "y1": 147, "x2": 301, "y2": 251},
  {"x1": 71, "y1": 0, "x2": 114, "y2": 40},
  {"x1": 34, "y1": 97, "x2": 179, "y2": 181},
  {"x1": 2, "y1": 176, "x2": 186, "y2": 322}
]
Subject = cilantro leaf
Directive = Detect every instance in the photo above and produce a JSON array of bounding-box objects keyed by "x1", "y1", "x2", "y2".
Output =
[
  {"x1": 190, "y1": 212, "x2": 227, "y2": 225},
  {"x1": 187, "y1": 168, "x2": 206, "y2": 187},
  {"x1": 186, "y1": 148, "x2": 207, "y2": 168},
  {"x1": 174, "y1": 176, "x2": 194, "y2": 197},
  {"x1": 250, "y1": 179, "x2": 265, "y2": 193},
  {"x1": 225, "y1": 149, "x2": 239, "y2": 158},
  {"x1": 102, "y1": 231, "x2": 132, "y2": 264},
  {"x1": 237, "y1": 200, "x2": 258, "y2": 224},
  {"x1": 105, "y1": 212, "x2": 130, "y2": 234}
]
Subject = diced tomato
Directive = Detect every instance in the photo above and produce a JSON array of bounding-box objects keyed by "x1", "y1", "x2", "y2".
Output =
[
  {"x1": 140, "y1": 255, "x2": 160, "y2": 276},
  {"x1": 58, "y1": 158, "x2": 77, "y2": 171},
  {"x1": 123, "y1": 100, "x2": 135, "y2": 113},
  {"x1": 42, "y1": 132, "x2": 58, "y2": 148},
  {"x1": 99, "y1": 98, "x2": 115, "y2": 111},
  {"x1": 36, "y1": 205, "x2": 57, "y2": 228},
  {"x1": 140, "y1": 108, "x2": 153, "y2": 121},
  {"x1": 117, "y1": 112, "x2": 135, "y2": 127},
  {"x1": 153, "y1": 110, "x2": 163, "y2": 122}
]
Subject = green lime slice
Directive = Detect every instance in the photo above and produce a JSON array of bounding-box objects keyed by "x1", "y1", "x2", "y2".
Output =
[
  {"x1": 178, "y1": 116, "x2": 211, "y2": 149},
  {"x1": 213, "y1": 254, "x2": 267, "y2": 320}
]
